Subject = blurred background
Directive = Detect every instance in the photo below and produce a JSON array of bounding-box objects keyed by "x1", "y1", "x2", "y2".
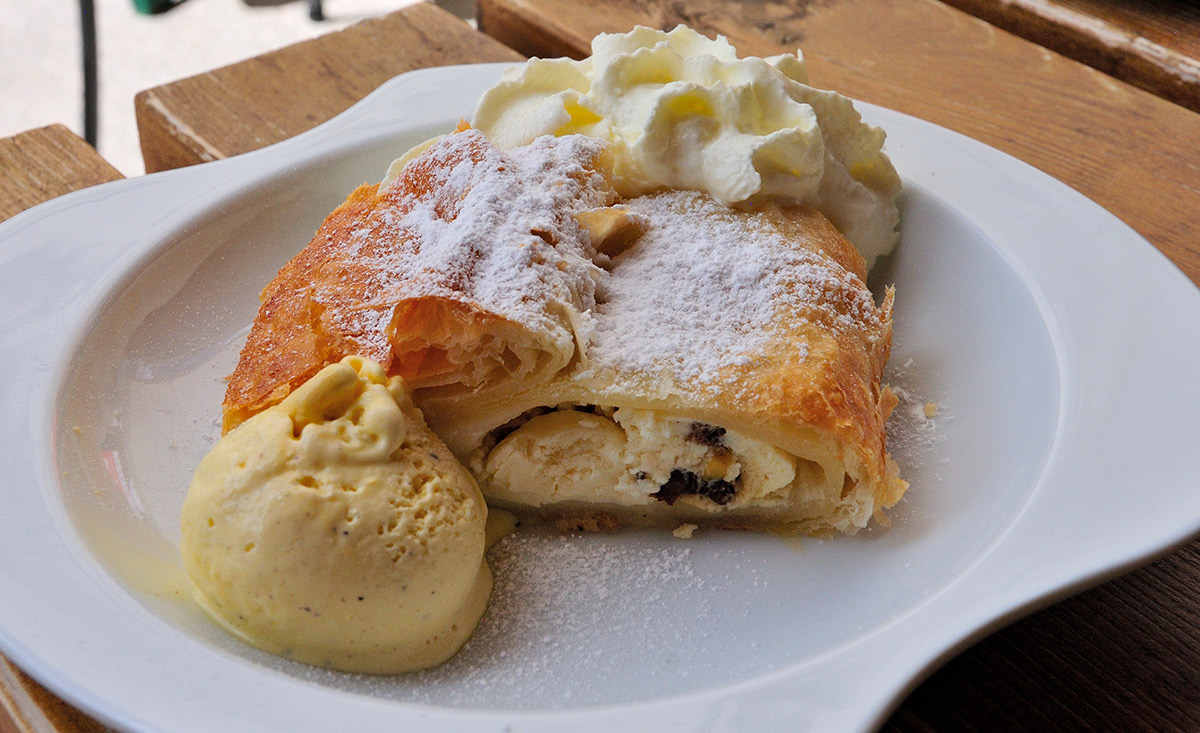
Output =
[{"x1": 0, "y1": 0, "x2": 475, "y2": 175}]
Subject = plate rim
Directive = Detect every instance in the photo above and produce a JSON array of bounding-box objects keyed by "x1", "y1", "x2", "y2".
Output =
[{"x1": 1, "y1": 62, "x2": 1199, "y2": 732}]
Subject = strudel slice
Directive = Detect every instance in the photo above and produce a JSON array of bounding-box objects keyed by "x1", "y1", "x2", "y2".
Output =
[
  {"x1": 222, "y1": 126, "x2": 616, "y2": 432},
  {"x1": 223, "y1": 130, "x2": 905, "y2": 534},
  {"x1": 421, "y1": 190, "x2": 906, "y2": 535}
]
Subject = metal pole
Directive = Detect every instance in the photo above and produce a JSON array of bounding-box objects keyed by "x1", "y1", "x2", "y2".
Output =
[{"x1": 80, "y1": 0, "x2": 98, "y2": 147}]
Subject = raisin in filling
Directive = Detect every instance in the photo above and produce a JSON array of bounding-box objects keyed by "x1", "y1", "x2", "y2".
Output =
[
  {"x1": 651, "y1": 469, "x2": 737, "y2": 506},
  {"x1": 687, "y1": 423, "x2": 726, "y2": 447}
]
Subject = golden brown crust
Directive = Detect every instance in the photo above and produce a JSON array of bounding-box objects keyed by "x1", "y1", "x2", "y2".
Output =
[
  {"x1": 224, "y1": 132, "x2": 498, "y2": 431},
  {"x1": 223, "y1": 129, "x2": 614, "y2": 432},
  {"x1": 755, "y1": 203, "x2": 903, "y2": 513},
  {"x1": 223, "y1": 183, "x2": 390, "y2": 432},
  {"x1": 728, "y1": 205, "x2": 896, "y2": 492}
]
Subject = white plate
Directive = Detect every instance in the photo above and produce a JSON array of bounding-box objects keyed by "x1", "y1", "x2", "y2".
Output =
[{"x1": 2, "y1": 63, "x2": 1200, "y2": 732}]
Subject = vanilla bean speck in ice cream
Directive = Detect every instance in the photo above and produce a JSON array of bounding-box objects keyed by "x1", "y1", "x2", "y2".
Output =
[
  {"x1": 181, "y1": 356, "x2": 491, "y2": 674},
  {"x1": 469, "y1": 25, "x2": 902, "y2": 268}
]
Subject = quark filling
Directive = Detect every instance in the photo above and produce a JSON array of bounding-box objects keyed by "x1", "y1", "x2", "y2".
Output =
[{"x1": 472, "y1": 404, "x2": 824, "y2": 513}]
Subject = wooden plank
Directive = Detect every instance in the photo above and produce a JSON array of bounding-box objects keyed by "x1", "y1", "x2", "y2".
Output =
[
  {"x1": 0, "y1": 126, "x2": 121, "y2": 732},
  {"x1": 884, "y1": 542, "x2": 1200, "y2": 730},
  {"x1": 0, "y1": 125, "x2": 121, "y2": 223},
  {"x1": 475, "y1": 0, "x2": 1200, "y2": 290},
  {"x1": 135, "y1": 1, "x2": 523, "y2": 173},
  {"x1": 940, "y1": 0, "x2": 1200, "y2": 113},
  {"x1": 0, "y1": 658, "x2": 105, "y2": 733}
]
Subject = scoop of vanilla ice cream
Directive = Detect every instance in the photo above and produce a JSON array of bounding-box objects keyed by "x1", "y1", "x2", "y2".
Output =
[
  {"x1": 181, "y1": 356, "x2": 491, "y2": 674},
  {"x1": 473, "y1": 25, "x2": 902, "y2": 267}
]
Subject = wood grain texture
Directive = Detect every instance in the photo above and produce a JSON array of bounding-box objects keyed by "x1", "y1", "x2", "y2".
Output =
[
  {"x1": 939, "y1": 0, "x2": 1200, "y2": 113},
  {"x1": 135, "y1": 1, "x2": 522, "y2": 173},
  {"x1": 0, "y1": 127, "x2": 121, "y2": 733},
  {"x1": 883, "y1": 541, "x2": 1200, "y2": 731},
  {"x1": 476, "y1": 0, "x2": 1200, "y2": 289},
  {"x1": 0, "y1": 658, "x2": 106, "y2": 733},
  {"x1": 0, "y1": 125, "x2": 121, "y2": 223}
]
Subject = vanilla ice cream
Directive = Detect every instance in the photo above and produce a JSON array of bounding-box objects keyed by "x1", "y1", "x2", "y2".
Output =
[
  {"x1": 181, "y1": 356, "x2": 491, "y2": 674},
  {"x1": 472, "y1": 25, "x2": 902, "y2": 267}
]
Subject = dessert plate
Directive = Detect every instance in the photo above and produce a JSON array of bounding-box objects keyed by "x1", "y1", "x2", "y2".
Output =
[{"x1": 2, "y1": 64, "x2": 1200, "y2": 732}]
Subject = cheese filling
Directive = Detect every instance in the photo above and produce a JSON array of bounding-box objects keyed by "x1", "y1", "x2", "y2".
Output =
[{"x1": 475, "y1": 404, "x2": 806, "y2": 512}]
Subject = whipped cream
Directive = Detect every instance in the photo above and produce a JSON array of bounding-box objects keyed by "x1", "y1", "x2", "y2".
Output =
[{"x1": 473, "y1": 25, "x2": 902, "y2": 267}]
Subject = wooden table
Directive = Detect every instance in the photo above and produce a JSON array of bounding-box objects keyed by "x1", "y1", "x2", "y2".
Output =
[
  {"x1": 133, "y1": 2, "x2": 520, "y2": 172},
  {"x1": 4, "y1": 0, "x2": 1200, "y2": 729},
  {"x1": 939, "y1": 0, "x2": 1200, "y2": 114}
]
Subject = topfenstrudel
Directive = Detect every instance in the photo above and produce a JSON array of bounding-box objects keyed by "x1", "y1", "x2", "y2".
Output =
[{"x1": 223, "y1": 128, "x2": 906, "y2": 535}]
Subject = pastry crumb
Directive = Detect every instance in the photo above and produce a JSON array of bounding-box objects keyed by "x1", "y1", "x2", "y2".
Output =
[
  {"x1": 923, "y1": 401, "x2": 939, "y2": 418},
  {"x1": 672, "y1": 523, "x2": 698, "y2": 539},
  {"x1": 554, "y1": 512, "x2": 618, "y2": 533}
]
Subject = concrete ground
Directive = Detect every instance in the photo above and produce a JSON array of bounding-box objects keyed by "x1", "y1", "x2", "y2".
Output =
[{"x1": 1, "y1": 0, "x2": 473, "y2": 175}]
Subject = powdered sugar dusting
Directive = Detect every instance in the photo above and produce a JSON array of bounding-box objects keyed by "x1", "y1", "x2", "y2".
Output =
[
  {"x1": 585, "y1": 190, "x2": 883, "y2": 389},
  {"x1": 311, "y1": 130, "x2": 615, "y2": 361},
  {"x1": 278, "y1": 528, "x2": 719, "y2": 707},
  {"x1": 885, "y1": 360, "x2": 949, "y2": 472},
  {"x1": 402, "y1": 531, "x2": 709, "y2": 704}
]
